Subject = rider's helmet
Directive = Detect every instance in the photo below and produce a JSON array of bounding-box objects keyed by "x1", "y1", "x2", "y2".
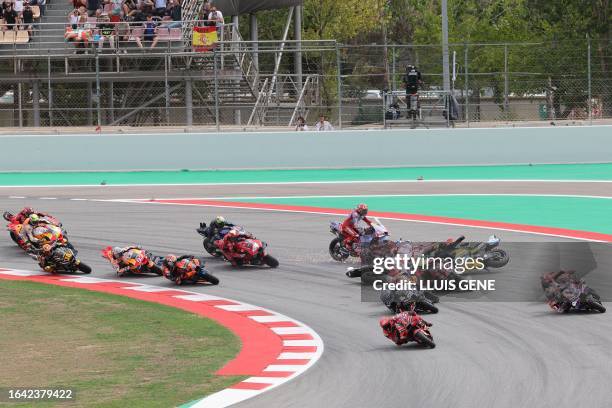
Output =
[
  {"x1": 164, "y1": 254, "x2": 177, "y2": 269},
  {"x1": 356, "y1": 203, "x2": 368, "y2": 216},
  {"x1": 214, "y1": 216, "x2": 226, "y2": 226},
  {"x1": 29, "y1": 214, "x2": 40, "y2": 224},
  {"x1": 111, "y1": 246, "x2": 123, "y2": 259}
]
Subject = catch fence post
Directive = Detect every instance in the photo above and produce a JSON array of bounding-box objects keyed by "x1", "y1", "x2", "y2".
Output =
[
  {"x1": 336, "y1": 42, "x2": 342, "y2": 129},
  {"x1": 464, "y1": 43, "x2": 469, "y2": 127}
]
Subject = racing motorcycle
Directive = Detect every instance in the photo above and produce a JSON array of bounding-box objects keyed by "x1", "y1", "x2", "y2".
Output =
[
  {"x1": 4, "y1": 211, "x2": 69, "y2": 252},
  {"x1": 426, "y1": 235, "x2": 509, "y2": 270},
  {"x1": 163, "y1": 257, "x2": 220, "y2": 286},
  {"x1": 4, "y1": 211, "x2": 29, "y2": 250},
  {"x1": 542, "y1": 271, "x2": 605, "y2": 313},
  {"x1": 215, "y1": 236, "x2": 279, "y2": 268},
  {"x1": 381, "y1": 309, "x2": 435, "y2": 348},
  {"x1": 31, "y1": 243, "x2": 91, "y2": 274},
  {"x1": 196, "y1": 222, "x2": 233, "y2": 257},
  {"x1": 329, "y1": 219, "x2": 391, "y2": 262},
  {"x1": 101, "y1": 246, "x2": 163, "y2": 276}
]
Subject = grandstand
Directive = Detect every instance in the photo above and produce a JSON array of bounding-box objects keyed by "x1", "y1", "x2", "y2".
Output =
[
  {"x1": 0, "y1": 0, "x2": 608, "y2": 129},
  {"x1": 0, "y1": 0, "x2": 317, "y2": 127}
]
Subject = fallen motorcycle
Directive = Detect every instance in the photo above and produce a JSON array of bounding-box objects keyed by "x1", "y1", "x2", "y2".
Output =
[
  {"x1": 428, "y1": 235, "x2": 509, "y2": 270},
  {"x1": 101, "y1": 246, "x2": 163, "y2": 276},
  {"x1": 542, "y1": 271, "x2": 605, "y2": 313}
]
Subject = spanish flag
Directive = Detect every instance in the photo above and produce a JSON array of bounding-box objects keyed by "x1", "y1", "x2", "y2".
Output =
[{"x1": 192, "y1": 26, "x2": 218, "y2": 52}]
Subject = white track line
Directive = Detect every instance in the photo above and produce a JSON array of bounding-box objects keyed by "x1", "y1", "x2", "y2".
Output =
[
  {"x1": 103, "y1": 199, "x2": 610, "y2": 243},
  {"x1": 1, "y1": 179, "x2": 612, "y2": 188},
  {"x1": 112, "y1": 193, "x2": 612, "y2": 200}
]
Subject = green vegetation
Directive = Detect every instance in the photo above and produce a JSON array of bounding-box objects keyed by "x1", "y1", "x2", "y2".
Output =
[{"x1": 0, "y1": 280, "x2": 244, "y2": 408}]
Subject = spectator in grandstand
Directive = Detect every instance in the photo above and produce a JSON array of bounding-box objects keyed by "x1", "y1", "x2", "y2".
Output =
[
  {"x1": 122, "y1": 0, "x2": 138, "y2": 18},
  {"x1": 87, "y1": 0, "x2": 100, "y2": 16},
  {"x1": 71, "y1": 0, "x2": 87, "y2": 9},
  {"x1": 208, "y1": 5, "x2": 223, "y2": 27},
  {"x1": 109, "y1": 7, "x2": 121, "y2": 22},
  {"x1": 141, "y1": 0, "x2": 154, "y2": 15},
  {"x1": 68, "y1": 9, "x2": 79, "y2": 29},
  {"x1": 115, "y1": 20, "x2": 130, "y2": 50},
  {"x1": 14, "y1": 0, "x2": 24, "y2": 15},
  {"x1": 295, "y1": 116, "x2": 309, "y2": 131},
  {"x1": 200, "y1": 1, "x2": 210, "y2": 24},
  {"x1": 3, "y1": 4, "x2": 19, "y2": 30},
  {"x1": 315, "y1": 115, "x2": 334, "y2": 131},
  {"x1": 153, "y1": 0, "x2": 165, "y2": 16},
  {"x1": 21, "y1": 3, "x2": 33, "y2": 37},
  {"x1": 163, "y1": 0, "x2": 180, "y2": 27},
  {"x1": 137, "y1": 13, "x2": 158, "y2": 49},
  {"x1": 38, "y1": 0, "x2": 45, "y2": 15},
  {"x1": 97, "y1": 13, "x2": 115, "y2": 49}
]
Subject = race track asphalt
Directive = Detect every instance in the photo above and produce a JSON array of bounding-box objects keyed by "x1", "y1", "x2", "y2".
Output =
[{"x1": 1, "y1": 183, "x2": 611, "y2": 408}]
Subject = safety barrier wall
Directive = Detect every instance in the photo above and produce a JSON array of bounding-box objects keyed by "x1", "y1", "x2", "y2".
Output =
[{"x1": 1, "y1": 126, "x2": 610, "y2": 172}]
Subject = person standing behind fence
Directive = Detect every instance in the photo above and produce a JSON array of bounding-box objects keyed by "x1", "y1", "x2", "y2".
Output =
[
  {"x1": 208, "y1": 5, "x2": 223, "y2": 33},
  {"x1": 295, "y1": 116, "x2": 309, "y2": 131},
  {"x1": 315, "y1": 115, "x2": 334, "y2": 131}
]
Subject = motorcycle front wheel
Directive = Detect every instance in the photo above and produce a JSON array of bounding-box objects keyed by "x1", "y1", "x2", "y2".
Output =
[
  {"x1": 414, "y1": 331, "x2": 436, "y2": 348},
  {"x1": 77, "y1": 261, "x2": 92, "y2": 274},
  {"x1": 263, "y1": 254, "x2": 279, "y2": 268},
  {"x1": 329, "y1": 237, "x2": 349, "y2": 262},
  {"x1": 586, "y1": 299, "x2": 606, "y2": 313}
]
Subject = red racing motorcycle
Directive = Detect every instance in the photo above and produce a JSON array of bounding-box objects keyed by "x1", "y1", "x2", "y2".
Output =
[
  {"x1": 3, "y1": 211, "x2": 63, "y2": 251},
  {"x1": 216, "y1": 237, "x2": 279, "y2": 268},
  {"x1": 380, "y1": 310, "x2": 436, "y2": 348}
]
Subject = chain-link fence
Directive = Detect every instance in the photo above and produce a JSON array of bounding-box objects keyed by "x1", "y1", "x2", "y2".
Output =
[{"x1": 0, "y1": 38, "x2": 609, "y2": 129}]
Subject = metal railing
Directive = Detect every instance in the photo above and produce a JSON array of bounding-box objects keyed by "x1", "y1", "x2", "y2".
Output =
[{"x1": 0, "y1": 39, "x2": 610, "y2": 129}]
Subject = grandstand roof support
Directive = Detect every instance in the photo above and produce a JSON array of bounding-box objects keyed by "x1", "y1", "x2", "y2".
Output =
[
  {"x1": 250, "y1": 13, "x2": 259, "y2": 73},
  {"x1": 294, "y1": 5, "x2": 302, "y2": 92}
]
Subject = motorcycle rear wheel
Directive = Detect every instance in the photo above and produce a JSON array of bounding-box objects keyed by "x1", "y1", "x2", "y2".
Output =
[
  {"x1": 150, "y1": 264, "x2": 163, "y2": 276},
  {"x1": 418, "y1": 301, "x2": 439, "y2": 314},
  {"x1": 586, "y1": 300, "x2": 606, "y2": 313},
  {"x1": 263, "y1": 254, "x2": 279, "y2": 268},
  {"x1": 203, "y1": 239, "x2": 223, "y2": 257},
  {"x1": 329, "y1": 238, "x2": 349, "y2": 262},
  {"x1": 414, "y1": 331, "x2": 436, "y2": 348},
  {"x1": 485, "y1": 249, "x2": 509, "y2": 268}
]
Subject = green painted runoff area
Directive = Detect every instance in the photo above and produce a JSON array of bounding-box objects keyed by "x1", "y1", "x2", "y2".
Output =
[
  {"x1": 0, "y1": 163, "x2": 611, "y2": 186},
  {"x1": 222, "y1": 195, "x2": 612, "y2": 235}
]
